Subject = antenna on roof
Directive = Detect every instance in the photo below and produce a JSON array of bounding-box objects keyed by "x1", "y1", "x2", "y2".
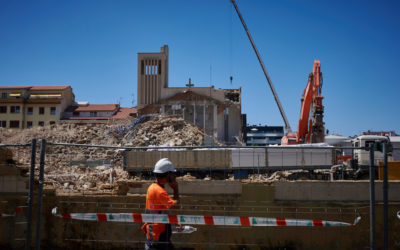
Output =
[{"x1": 210, "y1": 65, "x2": 212, "y2": 86}]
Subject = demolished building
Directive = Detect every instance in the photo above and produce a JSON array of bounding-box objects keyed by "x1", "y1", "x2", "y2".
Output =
[{"x1": 137, "y1": 45, "x2": 243, "y2": 143}]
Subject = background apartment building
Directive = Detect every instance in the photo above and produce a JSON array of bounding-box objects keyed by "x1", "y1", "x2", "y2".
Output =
[
  {"x1": 0, "y1": 86, "x2": 74, "y2": 129},
  {"x1": 246, "y1": 125, "x2": 284, "y2": 146},
  {"x1": 62, "y1": 103, "x2": 137, "y2": 123}
]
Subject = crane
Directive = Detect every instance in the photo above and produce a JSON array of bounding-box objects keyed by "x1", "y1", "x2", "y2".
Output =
[
  {"x1": 229, "y1": 0, "x2": 292, "y2": 134},
  {"x1": 281, "y1": 60, "x2": 325, "y2": 145}
]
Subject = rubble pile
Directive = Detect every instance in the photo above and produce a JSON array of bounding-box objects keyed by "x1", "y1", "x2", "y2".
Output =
[
  {"x1": 0, "y1": 123, "x2": 119, "y2": 145},
  {"x1": 0, "y1": 115, "x2": 218, "y2": 193},
  {"x1": 122, "y1": 115, "x2": 205, "y2": 146},
  {"x1": 45, "y1": 165, "x2": 132, "y2": 192}
]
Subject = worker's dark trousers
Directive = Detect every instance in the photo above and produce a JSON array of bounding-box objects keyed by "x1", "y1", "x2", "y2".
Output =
[
  {"x1": 145, "y1": 239, "x2": 174, "y2": 250},
  {"x1": 145, "y1": 224, "x2": 174, "y2": 250}
]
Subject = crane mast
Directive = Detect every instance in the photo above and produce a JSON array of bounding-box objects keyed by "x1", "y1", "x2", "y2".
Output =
[{"x1": 230, "y1": 0, "x2": 292, "y2": 133}]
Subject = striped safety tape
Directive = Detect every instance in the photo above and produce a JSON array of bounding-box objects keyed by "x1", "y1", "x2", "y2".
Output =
[
  {"x1": 52, "y1": 207, "x2": 360, "y2": 227},
  {"x1": 0, "y1": 206, "x2": 22, "y2": 217}
]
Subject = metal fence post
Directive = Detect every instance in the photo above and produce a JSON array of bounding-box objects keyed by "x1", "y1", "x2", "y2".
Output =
[
  {"x1": 383, "y1": 142, "x2": 388, "y2": 250},
  {"x1": 35, "y1": 139, "x2": 46, "y2": 250},
  {"x1": 25, "y1": 139, "x2": 36, "y2": 250},
  {"x1": 369, "y1": 143, "x2": 375, "y2": 250}
]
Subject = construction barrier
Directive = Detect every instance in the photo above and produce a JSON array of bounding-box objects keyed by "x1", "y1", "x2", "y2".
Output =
[
  {"x1": 52, "y1": 207, "x2": 360, "y2": 227},
  {"x1": 0, "y1": 206, "x2": 22, "y2": 217}
]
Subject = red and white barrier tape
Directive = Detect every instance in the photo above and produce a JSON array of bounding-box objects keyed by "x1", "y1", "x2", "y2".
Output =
[
  {"x1": 0, "y1": 206, "x2": 22, "y2": 217},
  {"x1": 52, "y1": 207, "x2": 360, "y2": 227}
]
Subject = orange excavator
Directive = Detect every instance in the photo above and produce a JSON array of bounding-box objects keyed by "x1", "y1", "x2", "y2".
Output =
[{"x1": 281, "y1": 60, "x2": 325, "y2": 145}]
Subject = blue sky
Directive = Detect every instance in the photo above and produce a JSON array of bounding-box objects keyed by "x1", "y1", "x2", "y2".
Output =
[{"x1": 0, "y1": 0, "x2": 399, "y2": 136}]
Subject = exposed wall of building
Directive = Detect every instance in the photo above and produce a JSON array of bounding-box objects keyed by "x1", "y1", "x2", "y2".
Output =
[{"x1": 228, "y1": 106, "x2": 242, "y2": 142}]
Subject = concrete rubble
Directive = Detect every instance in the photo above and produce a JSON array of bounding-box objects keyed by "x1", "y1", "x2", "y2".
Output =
[
  {"x1": 0, "y1": 115, "x2": 219, "y2": 194},
  {"x1": 121, "y1": 115, "x2": 206, "y2": 146},
  {"x1": 1, "y1": 114, "x2": 316, "y2": 195}
]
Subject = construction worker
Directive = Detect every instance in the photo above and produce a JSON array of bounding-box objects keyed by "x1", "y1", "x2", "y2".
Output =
[{"x1": 142, "y1": 158, "x2": 180, "y2": 250}]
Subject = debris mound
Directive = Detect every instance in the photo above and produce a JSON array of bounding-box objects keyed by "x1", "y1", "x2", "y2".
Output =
[
  {"x1": 122, "y1": 115, "x2": 206, "y2": 146},
  {"x1": 0, "y1": 115, "x2": 220, "y2": 194}
]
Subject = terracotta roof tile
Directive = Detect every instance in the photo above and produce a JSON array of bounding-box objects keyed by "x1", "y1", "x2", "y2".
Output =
[
  {"x1": 74, "y1": 104, "x2": 118, "y2": 112},
  {"x1": 0, "y1": 85, "x2": 70, "y2": 90},
  {"x1": 66, "y1": 117, "x2": 109, "y2": 120},
  {"x1": 30, "y1": 86, "x2": 70, "y2": 90},
  {"x1": 0, "y1": 86, "x2": 32, "y2": 90},
  {"x1": 112, "y1": 107, "x2": 137, "y2": 119}
]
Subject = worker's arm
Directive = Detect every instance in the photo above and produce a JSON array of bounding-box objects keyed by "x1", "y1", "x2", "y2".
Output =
[{"x1": 168, "y1": 173, "x2": 180, "y2": 204}]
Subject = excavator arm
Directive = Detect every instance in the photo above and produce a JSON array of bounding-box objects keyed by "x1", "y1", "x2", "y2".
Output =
[
  {"x1": 297, "y1": 60, "x2": 324, "y2": 143},
  {"x1": 297, "y1": 72, "x2": 315, "y2": 143},
  {"x1": 282, "y1": 60, "x2": 325, "y2": 145}
]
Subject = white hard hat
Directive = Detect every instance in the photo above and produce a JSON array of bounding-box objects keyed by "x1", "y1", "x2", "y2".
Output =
[{"x1": 153, "y1": 158, "x2": 176, "y2": 173}]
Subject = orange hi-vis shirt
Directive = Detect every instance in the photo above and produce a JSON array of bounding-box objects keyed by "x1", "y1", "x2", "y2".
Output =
[{"x1": 144, "y1": 183, "x2": 175, "y2": 241}]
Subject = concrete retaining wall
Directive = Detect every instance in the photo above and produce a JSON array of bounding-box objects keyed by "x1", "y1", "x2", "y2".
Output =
[
  {"x1": 275, "y1": 180, "x2": 400, "y2": 202},
  {"x1": 1, "y1": 181, "x2": 400, "y2": 249},
  {"x1": 125, "y1": 150, "x2": 230, "y2": 170},
  {"x1": 127, "y1": 180, "x2": 242, "y2": 195}
]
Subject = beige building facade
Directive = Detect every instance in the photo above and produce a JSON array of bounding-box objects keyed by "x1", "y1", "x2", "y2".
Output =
[
  {"x1": 0, "y1": 86, "x2": 75, "y2": 129},
  {"x1": 137, "y1": 45, "x2": 243, "y2": 143}
]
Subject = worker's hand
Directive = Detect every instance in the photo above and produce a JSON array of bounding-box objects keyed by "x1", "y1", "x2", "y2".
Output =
[
  {"x1": 168, "y1": 172, "x2": 180, "y2": 202},
  {"x1": 168, "y1": 173, "x2": 179, "y2": 191}
]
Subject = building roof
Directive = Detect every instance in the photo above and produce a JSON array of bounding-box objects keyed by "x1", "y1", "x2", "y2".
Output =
[
  {"x1": 30, "y1": 86, "x2": 70, "y2": 90},
  {"x1": 159, "y1": 90, "x2": 217, "y2": 103},
  {"x1": 112, "y1": 107, "x2": 137, "y2": 119},
  {"x1": 66, "y1": 117, "x2": 109, "y2": 120},
  {"x1": 63, "y1": 106, "x2": 136, "y2": 121},
  {"x1": 66, "y1": 104, "x2": 119, "y2": 112},
  {"x1": 0, "y1": 85, "x2": 70, "y2": 90},
  {"x1": 0, "y1": 86, "x2": 31, "y2": 90}
]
